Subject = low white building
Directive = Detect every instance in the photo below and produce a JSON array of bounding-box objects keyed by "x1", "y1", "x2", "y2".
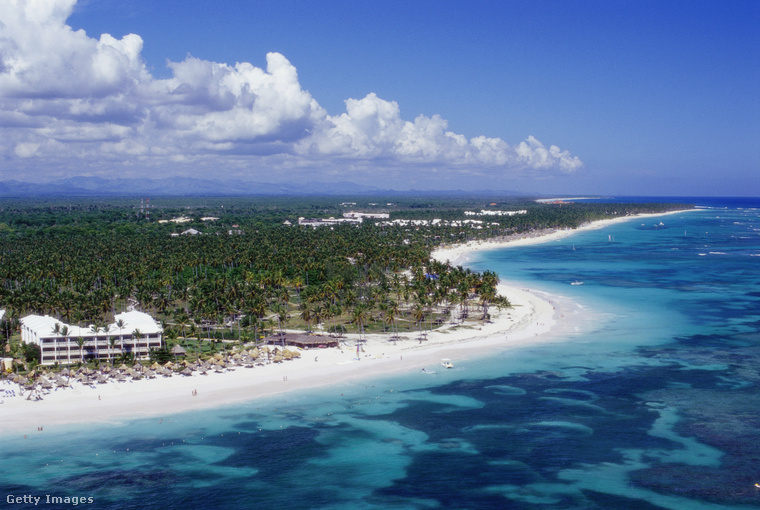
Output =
[
  {"x1": 343, "y1": 212, "x2": 390, "y2": 219},
  {"x1": 464, "y1": 209, "x2": 528, "y2": 216},
  {"x1": 298, "y1": 216, "x2": 362, "y2": 227},
  {"x1": 20, "y1": 311, "x2": 163, "y2": 365}
]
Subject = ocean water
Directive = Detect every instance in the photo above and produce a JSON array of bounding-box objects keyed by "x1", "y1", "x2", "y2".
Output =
[{"x1": 3, "y1": 197, "x2": 760, "y2": 510}]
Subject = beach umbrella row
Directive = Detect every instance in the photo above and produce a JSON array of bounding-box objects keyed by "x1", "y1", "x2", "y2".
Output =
[{"x1": 8, "y1": 344, "x2": 306, "y2": 391}]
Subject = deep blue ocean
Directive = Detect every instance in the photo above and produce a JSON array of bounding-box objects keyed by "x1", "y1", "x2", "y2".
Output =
[{"x1": 3, "y1": 197, "x2": 760, "y2": 510}]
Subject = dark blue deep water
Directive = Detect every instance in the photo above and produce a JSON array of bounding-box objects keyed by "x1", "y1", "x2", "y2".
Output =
[{"x1": 2, "y1": 197, "x2": 760, "y2": 509}]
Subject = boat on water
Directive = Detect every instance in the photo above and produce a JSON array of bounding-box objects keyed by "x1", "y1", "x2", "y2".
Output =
[
  {"x1": 441, "y1": 358, "x2": 454, "y2": 369},
  {"x1": 571, "y1": 281, "x2": 584, "y2": 286}
]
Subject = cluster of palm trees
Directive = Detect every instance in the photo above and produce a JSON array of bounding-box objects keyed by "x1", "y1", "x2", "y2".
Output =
[{"x1": 0, "y1": 228, "x2": 508, "y2": 352}]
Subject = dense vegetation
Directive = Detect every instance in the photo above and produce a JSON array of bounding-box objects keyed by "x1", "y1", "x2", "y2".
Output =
[{"x1": 0, "y1": 195, "x2": 688, "y2": 364}]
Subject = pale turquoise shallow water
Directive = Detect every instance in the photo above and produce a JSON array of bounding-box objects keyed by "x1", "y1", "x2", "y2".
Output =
[{"x1": 3, "y1": 197, "x2": 760, "y2": 510}]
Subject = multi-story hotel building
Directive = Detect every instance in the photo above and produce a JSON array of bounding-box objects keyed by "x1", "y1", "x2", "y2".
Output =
[{"x1": 20, "y1": 311, "x2": 163, "y2": 365}]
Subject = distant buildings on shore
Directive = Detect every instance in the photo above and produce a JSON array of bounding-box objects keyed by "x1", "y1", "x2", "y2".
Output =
[
  {"x1": 464, "y1": 209, "x2": 527, "y2": 216},
  {"x1": 298, "y1": 211, "x2": 390, "y2": 227},
  {"x1": 297, "y1": 209, "x2": 530, "y2": 228}
]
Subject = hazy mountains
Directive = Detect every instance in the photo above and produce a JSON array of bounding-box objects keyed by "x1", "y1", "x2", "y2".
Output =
[
  {"x1": 0, "y1": 176, "x2": 524, "y2": 197},
  {"x1": 0, "y1": 177, "x2": 388, "y2": 197}
]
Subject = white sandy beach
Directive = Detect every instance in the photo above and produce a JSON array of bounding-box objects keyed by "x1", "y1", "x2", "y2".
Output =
[
  {"x1": 0, "y1": 209, "x2": 693, "y2": 435},
  {"x1": 431, "y1": 209, "x2": 695, "y2": 267}
]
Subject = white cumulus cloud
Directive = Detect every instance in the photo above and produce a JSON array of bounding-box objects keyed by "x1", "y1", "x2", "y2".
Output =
[{"x1": 0, "y1": 0, "x2": 582, "y2": 185}]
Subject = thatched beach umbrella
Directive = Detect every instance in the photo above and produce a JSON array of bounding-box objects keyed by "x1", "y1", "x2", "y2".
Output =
[{"x1": 171, "y1": 344, "x2": 187, "y2": 358}]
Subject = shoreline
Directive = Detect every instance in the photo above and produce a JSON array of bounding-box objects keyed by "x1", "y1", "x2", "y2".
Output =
[
  {"x1": 431, "y1": 209, "x2": 696, "y2": 266},
  {"x1": 0, "y1": 209, "x2": 693, "y2": 435}
]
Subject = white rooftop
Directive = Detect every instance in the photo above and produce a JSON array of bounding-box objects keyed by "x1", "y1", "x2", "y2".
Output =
[{"x1": 21, "y1": 311, "x2": 162, "y2": 338}]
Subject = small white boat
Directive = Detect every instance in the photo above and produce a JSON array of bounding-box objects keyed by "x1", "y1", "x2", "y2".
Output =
[
  {"x1": 571, "y1": 281, "x2": 584, "y2": 286},
  {"x1": 441, "y1": 358, "x2": 454, "y2": 369}
]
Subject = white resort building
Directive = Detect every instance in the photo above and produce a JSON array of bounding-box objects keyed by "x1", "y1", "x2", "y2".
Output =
[{"x1": 20, "y1": 311, "x2": 163, "y2": 366}]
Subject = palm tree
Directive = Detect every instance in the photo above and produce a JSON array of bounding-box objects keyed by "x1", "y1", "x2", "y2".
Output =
[
  {"x1": 300, "y1": 304, "x2": 313, "y2": 334},
  {"x1": 60, "y1": 325, "x2": 71, "y2": 365},
  {"x1": 51, "y1": 322, "x2": 62, "y2": 365},
  {"x1": 479, "y1": 285, "x2": 496, "y2": 323},
  {"x1": 109, "y1": 337, "x2": 117, "y2": 364},
  {"x1": 412, "y1": 303, "x2": 426, "y2": 338},
  {"x1": 76, "y1": 336, "x2": 85, "y2": 363},
  {"x1": 131, "y1": 329, "x2": 142, "y2": 362},
  {"x1": 165, "y1": 328, "x2": 179, "y2": 348},
  {"x1": 115, "y1": 319, "x2": 126, "y2": 358},
  {"x1": 352, "y1": 305, "x2": 369, "y2": 342},
  {"x1": 90, "y1": 324, "x2": 101, "y2": 362},
  {"x1": 272, "y1": 302, "x2": 289, "y2": 346},
  {"x1": 176, "y1": 314, "x2": 189, "y2": 341},
  {"x1": 385, "y1": 302, "x2": 398, "y2": 340}
]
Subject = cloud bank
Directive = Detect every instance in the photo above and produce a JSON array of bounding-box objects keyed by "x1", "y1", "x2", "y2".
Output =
[{"x1": 0, "y1": 0, "x2": 582, "y2": 186}]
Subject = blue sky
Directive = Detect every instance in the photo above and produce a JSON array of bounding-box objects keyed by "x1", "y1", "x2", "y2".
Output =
[{"x1": 1, "y1": 0, "x2": 757, "y2": 195}]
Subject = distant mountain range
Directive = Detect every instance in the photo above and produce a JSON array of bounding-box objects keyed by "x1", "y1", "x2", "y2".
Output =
[{"x1": 0, "y1": 176, "x2": 528, "y2": 198}]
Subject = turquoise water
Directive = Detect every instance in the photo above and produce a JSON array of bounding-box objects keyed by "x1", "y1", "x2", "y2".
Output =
[{"x1": 3, "y1": 198, "x2": 760, "y2": 509}]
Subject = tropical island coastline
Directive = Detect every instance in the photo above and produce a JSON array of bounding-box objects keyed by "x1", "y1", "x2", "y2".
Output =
[{"x1": 0, "y1": 207, "x2": 696, "y2": 435}]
